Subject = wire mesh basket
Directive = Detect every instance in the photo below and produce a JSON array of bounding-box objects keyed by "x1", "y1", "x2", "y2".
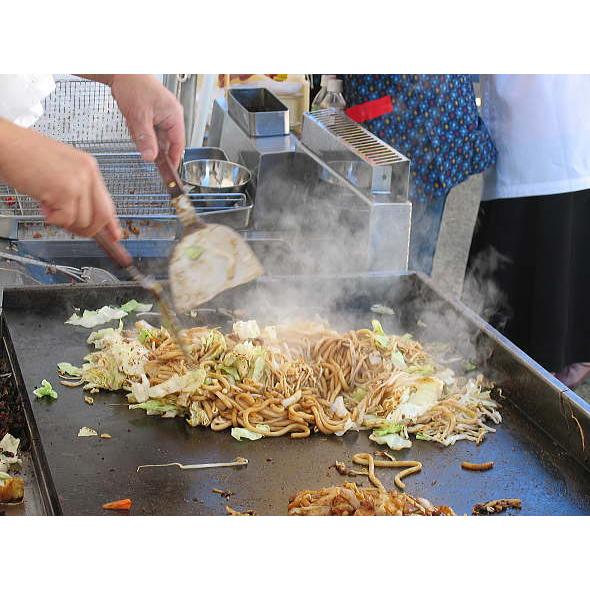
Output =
[
  {"x1": 32, "y1": 76, "x2": 135, "y2": 152},
  {"x1": 0, "y1": 77, "x2": 252, "y2": 240}
]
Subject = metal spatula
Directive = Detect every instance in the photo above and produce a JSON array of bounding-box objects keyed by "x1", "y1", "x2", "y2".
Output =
[{"x1": 153, "y1": 151, "x2": 263, "y2": 314}]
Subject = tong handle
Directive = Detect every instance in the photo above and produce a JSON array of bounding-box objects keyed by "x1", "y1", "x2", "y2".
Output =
[
  {"x1": 154, "y1": 150, "x2": 185, "y2": 199},
  {"x1": 94, "y1": 229, "x2": 132, "y2": 269},
  {"x1": 154, "y1": 144, "x2": 207, "y2": 230}
]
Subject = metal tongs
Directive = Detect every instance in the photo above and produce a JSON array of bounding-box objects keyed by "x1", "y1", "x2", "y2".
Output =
[
  {"x1": 0, "y1": 251, "x2": 118, "y2": 283},
  {"x1": 93, "y1": 229, "x2": 191, "y2": 359}
]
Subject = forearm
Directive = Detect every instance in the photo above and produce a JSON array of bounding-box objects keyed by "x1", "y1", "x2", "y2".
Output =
[{"x1": 0, "y1": 117, "x2": 36, "y2": 187}]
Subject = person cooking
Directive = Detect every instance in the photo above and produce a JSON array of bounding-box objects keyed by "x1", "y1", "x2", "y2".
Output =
[
  {"x1": 466, "y1": 75, "x2": 590, "y2": 389},
  {"x1": 338, "y1": 74, "x2": 496, "y2": 275},
  {"x1": 0, "y1": 74, "x2": 185, "y2": 241}
]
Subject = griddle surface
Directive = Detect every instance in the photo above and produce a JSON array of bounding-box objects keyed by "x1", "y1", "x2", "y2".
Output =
[{"x1": 4, "y1": 282, "x2": 590, "y2": 515}]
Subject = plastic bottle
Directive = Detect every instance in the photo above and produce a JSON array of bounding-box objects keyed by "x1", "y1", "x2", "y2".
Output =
[
  {"x1": 311, "y1": 75, "x2": 335, "y2": 112},
  {"x1": 317, "y1": 78, "x2": 346, "y2": 112}
]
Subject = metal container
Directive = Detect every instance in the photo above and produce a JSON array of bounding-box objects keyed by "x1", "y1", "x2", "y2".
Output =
[
  {"x1": 301, "y1": 110, "x2": 410, "y2": 198},
  {"x1": 227, "y1": 88, "x2": 290, "y2": 137},
  {"x1": 182, "y1": 159, "x2": 252, "y2": 193}
]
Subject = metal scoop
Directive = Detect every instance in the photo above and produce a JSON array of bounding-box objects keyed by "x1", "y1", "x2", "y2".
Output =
[{"x1": 153, "y1": 151, "x2": 263, "y2": 314}]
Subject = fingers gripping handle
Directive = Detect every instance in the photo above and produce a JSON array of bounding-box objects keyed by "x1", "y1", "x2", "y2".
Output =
[{"x1": 154, "y1": 149, "x2": 185, "y2": 199}]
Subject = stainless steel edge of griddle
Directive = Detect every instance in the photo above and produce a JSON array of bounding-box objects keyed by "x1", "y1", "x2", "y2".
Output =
[{"x1": 1, "y1": 323, "x2": 53, "y2": 515}]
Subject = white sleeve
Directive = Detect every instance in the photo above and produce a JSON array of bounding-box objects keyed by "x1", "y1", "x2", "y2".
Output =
[{"x1": 0, "y1": 74, "x2": 55, "y2": 128}]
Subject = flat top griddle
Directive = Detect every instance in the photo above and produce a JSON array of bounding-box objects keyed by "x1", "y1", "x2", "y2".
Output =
[{"x1": 3, "y1": 274, "x2": 590, "y2": 515}]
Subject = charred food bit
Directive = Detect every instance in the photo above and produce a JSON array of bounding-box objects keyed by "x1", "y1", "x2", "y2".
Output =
[
  {"x1": 226, "y1": 505, "x2": 256, "y2": 516},
  {"x1": 0, "y1": 476, "x2": 25, "y2": 504},
  {"x1": 461, "y1": 461, "x2": 495, "y2": 472},
  {"x1": 288, "y1": 482, "x2": 454, "y2": 516},
  {"x1": 212, "y1": 488, "x2": 234, "y2": 499},
  {"x1": 472, "y1": 498, "x2": 522, "y2": 515},
  {"x1": 331, "y1": 461, "x2": 366, "y2": 477}
]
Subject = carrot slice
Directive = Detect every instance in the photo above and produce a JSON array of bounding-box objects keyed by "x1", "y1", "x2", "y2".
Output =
[{"x1": 102, "y1": 498, "x2": 132, "y2": 511}]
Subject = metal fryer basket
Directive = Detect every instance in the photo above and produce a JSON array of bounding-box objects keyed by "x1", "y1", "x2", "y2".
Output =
[{"x1": 0, "y1": 77, "x2": 253, "y2": 239}]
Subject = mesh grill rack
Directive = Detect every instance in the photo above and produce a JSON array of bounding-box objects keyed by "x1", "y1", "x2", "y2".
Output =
[
  {"x1": 32, "y1": 77, "x2": 135, "y2": 152},
  {"x1": 304, "y1": 110, "x2": 406, "y2": 165},
  {"x1": 0, "y1": 77, "x2": 252, "y2": 239},
  {"x1": 301, "y1": 110, "x2": 410, "y2": 196}
]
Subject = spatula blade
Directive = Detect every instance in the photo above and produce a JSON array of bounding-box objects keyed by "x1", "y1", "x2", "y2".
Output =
[{"x1": 169, "y1": 224, "x2": 263, "y2": 313}]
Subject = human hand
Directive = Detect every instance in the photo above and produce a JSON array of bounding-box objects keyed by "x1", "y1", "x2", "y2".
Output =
[
  {"x1": 110, "y1": 75, "x2": 185, "y2": 168},
  {"x1": 0, "y1": 119, "x2": 121, "y2": 240}
]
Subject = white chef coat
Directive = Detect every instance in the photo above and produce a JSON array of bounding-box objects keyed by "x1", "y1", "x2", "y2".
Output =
[
  {"x1": 0, "y1": 74, "x2": 54, "y2": 128},
  {"x1": 480, "y1": 75, "x2": 590, "y2": 200}
]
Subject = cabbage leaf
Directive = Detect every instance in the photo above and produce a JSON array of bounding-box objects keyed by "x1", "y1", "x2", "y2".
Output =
[
  {"x1": 57, "y1": 362, "x2": 82, "y2": 377},
  {"x1": 33, "y1": 379, "x2": 58, "y2": 399}
]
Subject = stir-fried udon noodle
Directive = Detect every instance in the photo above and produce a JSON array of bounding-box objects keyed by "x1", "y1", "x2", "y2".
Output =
[{"x1": 74, "y1": 316, "x2": 501, "y2": 450}]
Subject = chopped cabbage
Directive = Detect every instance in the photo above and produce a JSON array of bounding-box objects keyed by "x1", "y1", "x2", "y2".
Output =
[
  {"x1": 391, "y1": 350, "x2": 407, "y2": 370},
  {"x1": 120, "y1": 300, "x2": 153, "y2": 313},
  {"x1": 0, "y1": 433, "x2": 22, "y2": 473},
  {"x1": 250, "y1": 356, "x2": 266, "y2": 383},
  {"x1": 129, "y1": 369, "x2": 206, "y2": 403},
  {"x1": 83, "y1": 326, "x2": 148, "y2": 392},
  {"x1": 186, "y1": 402, "x2": 210, "y2": 427},
  {"x1": 372, "y1": 422, "x2": 404, "y2": 436},
  {"x1": 129, "y1": 400, "x2": 178, "y2": 415},
  {"x1": 66, "y1": 301, "x2": 152, "y2": 328},
  {"x1": 0, "y1": 433, "x2": 20, "y2": 456},
  {"x1": 33, "y1": 379, "x2": 58, "y2": 399},
  {"x1": 415, "y1": 433, "x2": 432, "y2": 441},
  {"x1": 387, "y1": 377, "x2": 443, "y2": 423},
  {"x1": 352, "y1": 387, "x2": 368, "y2": 402},
  {"x1": 335, "y1": 418, "x2": 359, "y2": 436},
  {"x1": 369, "y1": 431, "x2": 412, "y2": 450},
  {"x1": 371, "y1": 319, "x2": 390, "y2": 349},
  {"x1": 233, "y1": 320, "x2": 260, "y2": 340},
  {"x1": 220, "y1": 366, "x2": 240, "y2": 381},
  {"x1": 78, "y1": 427, "x2": 98, "y2": 437},
  {"x1": 231, "y1": 424, "x2": 271, "y2": 441},
  {"x1": 233, "y1": 340, "x2": 257, "y2": 358},
  {"x1": 330, "y1": 396, "x2": 348, "y2": 419},
  {"x1": 66, "y1": 306, "x2": 127, "y2": 328},
  {"x1": 407, "y1": 364, "x2": 435, "y2": 376},
  {"x1": 57, "y1": 362, "x2": 82, "y2": 377}
]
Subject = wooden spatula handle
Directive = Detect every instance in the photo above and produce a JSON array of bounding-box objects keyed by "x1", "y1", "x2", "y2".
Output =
[
  {"x1": 94, "y1": 229, "x2": 132, "y2": 268},
  {"x1": 155, "y1": 150, "x2": 185, "y2": 199}
]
